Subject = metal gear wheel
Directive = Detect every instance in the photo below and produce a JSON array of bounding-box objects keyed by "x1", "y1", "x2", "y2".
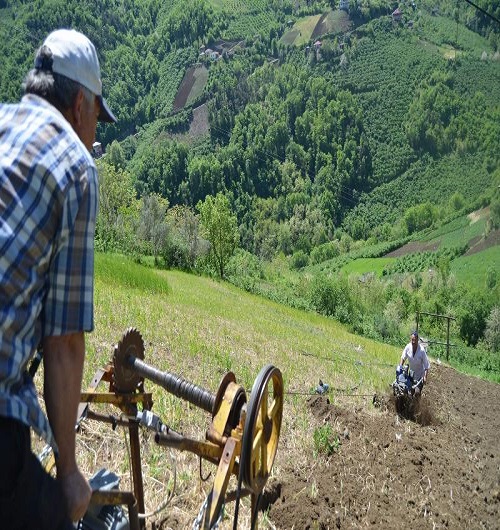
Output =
[{"x1": 113, "y1": 328, "x2": 145, "y2": 392}]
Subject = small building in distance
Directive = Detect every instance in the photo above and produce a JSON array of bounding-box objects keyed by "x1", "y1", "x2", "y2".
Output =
[
  {"x1": 92, "y1": 141, "x2": 102, "y2": 158},
  {"x1": 392, "y1": 8, "x2": 403, "y2": 22},
  {"x1": 339, "y1": 0, "x2": 349, "y2": 12}
]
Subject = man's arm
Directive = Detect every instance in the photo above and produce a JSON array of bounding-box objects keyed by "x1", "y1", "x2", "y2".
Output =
[
  {"x1": 43, "y1": 332, "x2": 92, "y2": 521},
  {"x1": 422, "y1": 348, "x2": 430, "y2": 384},
  {"x1": 400, "y1": 345, "x2": 408, "y2": 366}
]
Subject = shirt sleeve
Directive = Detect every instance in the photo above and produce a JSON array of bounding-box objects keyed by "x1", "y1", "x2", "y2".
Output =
[
  {"x1": 422, "y1": 350, "x2": 430, "y2": 371},
  {"x1": 42, "y1": 165, "x2": 98, "y2": 336}
]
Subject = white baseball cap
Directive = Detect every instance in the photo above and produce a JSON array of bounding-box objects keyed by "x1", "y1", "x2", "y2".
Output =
[{"x1": 38, "y1": 29, "x2": 116, "y2": 123}]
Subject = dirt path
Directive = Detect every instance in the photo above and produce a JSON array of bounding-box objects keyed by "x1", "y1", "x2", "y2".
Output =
[{"x1": 267, "y1": 363, "x2": 500, "y2": 529}]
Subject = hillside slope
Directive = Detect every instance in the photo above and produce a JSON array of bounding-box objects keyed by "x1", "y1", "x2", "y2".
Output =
[{"x1": 79, "y1": 256, "x2": 499, "y2": 529}]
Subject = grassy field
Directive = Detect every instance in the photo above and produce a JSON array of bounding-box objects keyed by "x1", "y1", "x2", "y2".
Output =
[
  {"x1": 450, "y1": 245, "x2": 500, "y2": 287},
  {"x1": 89, "y1": 254, "x2": 395, "y2": 393},
  {"x1": 281, "y1": 14, "x2": 323, "y2": 46},
  {"x1": 421, "y1": 208, "x2": 488, "y2": 247},
  {"x1": 314, "y1": 9, "x2": 352, "y2": 37},
  {"x1": 340, "y1": 257, "x2": 394, "y2": 277}
]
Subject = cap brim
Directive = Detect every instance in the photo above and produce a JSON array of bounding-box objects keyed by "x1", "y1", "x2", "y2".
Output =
[{"x1": 98, "y1": 96, "x2": 117, "y2": 123}]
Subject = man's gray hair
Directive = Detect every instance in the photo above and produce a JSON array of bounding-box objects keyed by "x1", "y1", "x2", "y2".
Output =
[{"x1": 23, "y1": 45, "x2": 93, "y2": 114}]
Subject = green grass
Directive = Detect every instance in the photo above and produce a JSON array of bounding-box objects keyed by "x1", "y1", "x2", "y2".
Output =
[
  {"x1": 282, "y1": 14, "x2": 322, "y2": 46},
  {"x1": 95, "y1": 253, "x2": 170, "y2": 294},
  {"x1": 450, "y1": 246, "x2": 500, "y2": 288},
  {"x1": 322, "y1": 9, "x2": 352, "y2": 35},
  {"x1": 89, "y1": 253, "x2": 397, "y2": 415},
  {"x1": 422, "y1": 211, "x2": 488, "y2": 248},
  {"x1": 341, "y1": 257, "x2": 395, "y2": 277}
]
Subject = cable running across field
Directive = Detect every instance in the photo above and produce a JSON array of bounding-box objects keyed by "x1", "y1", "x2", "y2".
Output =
[{"x1": 462, "y1": 0, "x2": 500, "y2": 25}]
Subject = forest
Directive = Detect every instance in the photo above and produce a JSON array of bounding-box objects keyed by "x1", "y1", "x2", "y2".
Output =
[{"x1": 1, "y1": 0, "x2": 499, "y2": 377}]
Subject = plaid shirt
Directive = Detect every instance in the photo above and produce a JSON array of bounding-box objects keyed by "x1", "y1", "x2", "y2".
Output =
[{"x1": 0, "y1": 94, "x2": 98, "y2": 450}]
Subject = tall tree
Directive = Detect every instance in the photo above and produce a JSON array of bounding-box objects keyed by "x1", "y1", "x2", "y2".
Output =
[
  {"x1": 138, "y1": 194, "x2": 169, "y2": 265},
  {"x1": 197, "y1": 193, "x2": 239, "y2": 278}
]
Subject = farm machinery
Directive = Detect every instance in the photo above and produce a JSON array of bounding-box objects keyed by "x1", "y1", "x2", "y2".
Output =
[
  {"x1": 40, "y1": 328, "x2": 284, "y2": 529},
  {"x1": 391, "y1": 364, "x2": 424, "y2": 416}
]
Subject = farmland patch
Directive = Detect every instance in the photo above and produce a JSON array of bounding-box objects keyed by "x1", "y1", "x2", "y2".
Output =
[
  {"x1": 311, "y1": 9, "x2": 352, "y2": 39},
  {"x1": 281, "y1": 14, "x2": 322, "y2": 47},
  {"x1": 173, "y1": 64, "x2": 208, "y2": 112}
]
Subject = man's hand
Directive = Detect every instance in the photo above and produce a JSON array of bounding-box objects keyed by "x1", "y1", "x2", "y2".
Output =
[{"x1": 59, "y1": 468, "x2": 92, "y2": 522}]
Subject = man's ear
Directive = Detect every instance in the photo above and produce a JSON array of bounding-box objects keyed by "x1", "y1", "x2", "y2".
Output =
[{"x1": 70, "y1": 88, "x2": 85, "y2": 128}]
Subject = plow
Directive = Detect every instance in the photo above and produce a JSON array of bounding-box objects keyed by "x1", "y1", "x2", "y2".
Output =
[{"x1": 40, "y1": 328, "x2": 284, "y2": 529}]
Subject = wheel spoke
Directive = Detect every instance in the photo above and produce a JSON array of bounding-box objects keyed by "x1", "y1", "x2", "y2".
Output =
[
  {"x1": 260, "y1": 436, "x2": 268, "y2": 474},
  {"x1": 252, "y1": 428, "x2": 262, "y2": 454},
  {"x1": 268, "y1": 396, "x2": 281, "y2": 420}
]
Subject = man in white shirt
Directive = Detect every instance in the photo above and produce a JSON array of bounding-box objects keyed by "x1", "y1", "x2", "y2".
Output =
[{"x1": 400, "y1": 331, "x2": 430, "y2": 396}]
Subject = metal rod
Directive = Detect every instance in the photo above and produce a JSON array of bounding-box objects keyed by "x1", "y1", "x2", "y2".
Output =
[
  {"x1": 129, "y1": 421, "x2": 146, "y2": 529},
  {"x1": 91, "y1": 490, "x2": 140, "y2": 530},
  {"x1": 128, "y1": 356, "x2": 216, "y2": 413},
  {"x1": 447, "y1": 317, "x2": 451, "y2": 361},
  {"x1": 417, "y1": 311, "x2": 456, "y2": 320}
]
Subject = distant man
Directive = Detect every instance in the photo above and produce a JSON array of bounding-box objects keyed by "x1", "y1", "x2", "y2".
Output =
[
  {"x1": 0, "y1": 29, "x2": 116, "y2": 528},
  {"x1": 400, "y1": 331, "x2": 430, "y2": 396}
]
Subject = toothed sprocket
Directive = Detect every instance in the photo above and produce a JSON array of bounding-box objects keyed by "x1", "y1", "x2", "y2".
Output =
[{"x1": 113, "y1": 328, "x2": 145, "y2": 392}]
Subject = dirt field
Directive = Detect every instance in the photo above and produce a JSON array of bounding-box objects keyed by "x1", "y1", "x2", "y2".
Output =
[
  {"x1": 384, "y1": 240, "x2": 441, "y2": 258},
  {"x1": 266, "y1": 363, "x2": 500, "y2": 529},
  {"x1": 465, "y1": 228, "x2": 500, "y2": 255}
]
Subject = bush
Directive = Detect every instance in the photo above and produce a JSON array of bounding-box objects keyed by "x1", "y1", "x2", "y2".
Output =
[
  {"x1": 309, "y1": 274, "x2": 354, "y2": 325},
  {"x1": 291, "y1": 250, "x2": 309, "y2": 269},
  {"x1": 457, "y1": 291, "x2": 491, "y2": 346},
  {"x1": 485, "y1": 306, "x2": 500, "y2": 353},
  {"x1": 310, "y1": 240, "x2": 341, "y2": 265},
  {"x1": 226, "y1": 249, "x2": 264, "y2": 291},
  {"x1": 403, "y1": 202, "x2": 438, "y2": 235}
]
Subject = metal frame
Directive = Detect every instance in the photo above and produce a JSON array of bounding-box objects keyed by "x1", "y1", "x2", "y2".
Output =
[{"x1": 74, "y1": 328, "x2": 283, "y2": 529}]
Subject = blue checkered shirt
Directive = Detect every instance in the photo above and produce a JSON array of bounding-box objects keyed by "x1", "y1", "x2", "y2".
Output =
[{"x1": 0, "y1": 94, "x2": 98, "y2": 451}]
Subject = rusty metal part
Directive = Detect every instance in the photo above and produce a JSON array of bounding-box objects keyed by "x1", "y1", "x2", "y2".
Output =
[
  {"x1": 85, "y1": 409, "x2": 132, "y2": 429},
  {"x1": 129, "y1": 420, "x2": 145, "y2": 525},
  {"x1": 80, "y1": 391, "x2": 152, "y2": 407},
  {"x1": 155, "y1": 429, "x2": 224, "y2": 467},
  {"x1": 91, "y1": 490, "x2": 140, "y2": 530},
  {"x1": 241, "y1": 365, "x2": 284, "y2": 494},
  {"x1": 113, "y1": 328, "x2": 145, "y2": 393},
  {"x1": 77, "y1": 367, "x2": 108, "y2": 423}
]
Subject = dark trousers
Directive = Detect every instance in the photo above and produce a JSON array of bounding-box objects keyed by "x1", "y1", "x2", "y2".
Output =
[{"x1": 0, "y1": 416, "x2": 74, "y2": 530}]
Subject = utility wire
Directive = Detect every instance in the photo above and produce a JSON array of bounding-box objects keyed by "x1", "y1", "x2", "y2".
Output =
[
  {"x1": 462, "y1": 0, "x2": 500, "y2": 25},
  {"x1": 299, "y1": 349, "x2": 393, "y2": 368}
]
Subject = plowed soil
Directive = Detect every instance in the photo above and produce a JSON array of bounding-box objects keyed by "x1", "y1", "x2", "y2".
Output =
[{"x1": 266, "y1": 363, "x2": 500, "y2": 529}]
